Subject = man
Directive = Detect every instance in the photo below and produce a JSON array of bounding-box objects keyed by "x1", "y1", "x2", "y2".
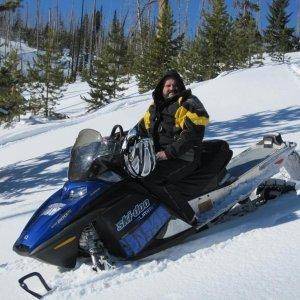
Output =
[{"x1": 134, "y1": 70, "x2": 210, "y2": 225}]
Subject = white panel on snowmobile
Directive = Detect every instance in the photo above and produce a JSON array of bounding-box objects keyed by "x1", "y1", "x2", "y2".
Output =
[
  {"x1": 227, "y1": 146, "x2": 277, "y2": 178},
  {"x1": 160, "y1": 137, "x2": 297, "y2": 240},
  {"x1": 159, "y1": 218, "x2": 192, "y2": 239},
  {"x1": 191, "y1": 141, "x2": 296, "y2": 226}
]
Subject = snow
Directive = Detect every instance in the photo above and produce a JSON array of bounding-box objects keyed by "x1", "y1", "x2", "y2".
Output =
[
  {"x1": 0, "y1": 38, "x2": 37, "y2": 68},
  {"x1": 1, "y1": 52, "x2": 300, "y2": 299}
]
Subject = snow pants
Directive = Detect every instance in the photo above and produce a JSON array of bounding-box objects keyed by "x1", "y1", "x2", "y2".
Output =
[
  {"x1": 140, "y1": 140, "x2": 232, "y2": 225},
  {"x1": 140, "y1": 159, "x2": 199, "y2": 224}
]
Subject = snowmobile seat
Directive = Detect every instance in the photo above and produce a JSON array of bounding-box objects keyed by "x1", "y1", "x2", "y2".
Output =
[{"x1": 179, "y1": 140, "x2": 233, "y2": 199}]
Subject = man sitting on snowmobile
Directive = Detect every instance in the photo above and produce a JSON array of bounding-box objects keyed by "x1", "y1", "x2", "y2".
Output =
[{"x1": 123, "y1": 70, "x2": 210, "y2": 225}]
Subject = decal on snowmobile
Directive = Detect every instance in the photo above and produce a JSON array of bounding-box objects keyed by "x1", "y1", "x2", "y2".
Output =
[
  {"x1": 54, "y1": 236, "x2": 76, "y2": 250},
  {"x1": 119, "y1": 204, "x2": 171, "y2": 256},
  {"x1": 51, "y1": 209, "x2": 72, "y2": 229},
  {"x1": 198, "y1": 199, "x2": 213, "y2": 213},
  {"x1": 41, "y1": 203, "x2": 66, "y2": 216},
  {"x1": 116, "y1": 199, "x2": 151, "y2": 232}
]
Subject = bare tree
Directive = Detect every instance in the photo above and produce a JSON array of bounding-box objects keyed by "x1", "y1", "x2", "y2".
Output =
[
  {"x1": 147, "y1": 0, "x2": 153, "y2": 25},
  {"x1": 24, "y1": 0, "x2": 28, "y2": 30},
  {"x1": 73, "y1": 0, "x2": 85, "y2": 79},
  {"x1": 88, "y1": 0, "x2": 97, "y2": 74},
  {"x1": 183, "y1": 0, "x2": 190, "y2": 35},
  {"x1": 176, "y1": 0, "x2": 181, "y2": 34},
  {"x1": 136, "y1": 0, "x2": 142, "y2": 37},
  {"x1": 199, "y1": 0, "x2": 207, "y2": 29},
  {"x1": 297, "y1": 0, "x2": 300, "y2": 37},
  {"x1": 35, "y1": 0, "x2": 40, "y2": 51},
  {"x1": 69, "y1": 0, "x2": 75, "y2": 78}
]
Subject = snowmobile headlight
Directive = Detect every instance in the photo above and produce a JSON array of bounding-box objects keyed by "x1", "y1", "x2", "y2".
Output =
[{"x1": 69, "y1": 186, "x2": 87, "y2": 199}]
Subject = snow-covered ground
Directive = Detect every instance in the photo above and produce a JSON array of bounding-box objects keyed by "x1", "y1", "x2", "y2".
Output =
[
  {"x1": 0, "y1": 53, "x2": 300, "y2": 299},
  {"x1": 0, "y1": 37, "x2": 37, "y2": 68}
]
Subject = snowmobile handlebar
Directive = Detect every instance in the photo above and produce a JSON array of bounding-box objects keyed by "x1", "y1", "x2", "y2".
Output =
[{"x1": 110, "y1": 125, "x2": 126, "y2": 141}]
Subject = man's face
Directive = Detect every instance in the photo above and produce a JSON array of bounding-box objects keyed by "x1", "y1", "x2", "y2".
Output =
[{"x1": 162, "y1": 78, "x2": 179, "y2": 99}]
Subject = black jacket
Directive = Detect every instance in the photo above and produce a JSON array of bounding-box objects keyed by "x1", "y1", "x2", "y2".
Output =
[{"x1": 138, "y1": 70, "x2": 209, "y2": 161}]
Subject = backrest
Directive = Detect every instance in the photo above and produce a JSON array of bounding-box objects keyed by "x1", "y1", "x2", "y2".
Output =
[{"x1": 200, "y1": 140, "x2": 233, "y2": 173}]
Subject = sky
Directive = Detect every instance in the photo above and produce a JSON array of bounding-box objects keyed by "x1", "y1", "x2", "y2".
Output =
[{"x1": 16, "y1": 0, "x2": 300, "y2": 37}]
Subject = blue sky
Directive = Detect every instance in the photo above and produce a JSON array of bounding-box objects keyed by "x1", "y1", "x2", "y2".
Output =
[{"x1": 20, "y1": 0, "x2": 299, "y2": 36}]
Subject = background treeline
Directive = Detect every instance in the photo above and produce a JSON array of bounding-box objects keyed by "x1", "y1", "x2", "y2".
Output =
[{"x1": 0, "y1": 0, "x2": 299, "y2": 125}]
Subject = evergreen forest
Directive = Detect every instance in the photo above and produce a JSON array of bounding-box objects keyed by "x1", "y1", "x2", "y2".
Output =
[{"x1": 0, "y1": 0, "x2": 299, "y2": 125}]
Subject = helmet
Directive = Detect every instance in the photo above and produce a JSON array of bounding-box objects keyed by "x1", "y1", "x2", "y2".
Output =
[{"x1": 123, "y1": 137, "x2": 156, "y2": 178}]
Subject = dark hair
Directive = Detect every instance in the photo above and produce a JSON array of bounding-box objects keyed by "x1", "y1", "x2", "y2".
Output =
[
  {"x1": 152, "y1": 70, "x2": 186, "y2": 102},
  {"x1": 163, "y1": 76, "x2": 179, "y2": 85}
]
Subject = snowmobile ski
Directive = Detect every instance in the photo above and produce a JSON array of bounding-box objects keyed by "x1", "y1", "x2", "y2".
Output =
[{"x1": 18, "y1": 272, "x2": 53, "y2": 299}]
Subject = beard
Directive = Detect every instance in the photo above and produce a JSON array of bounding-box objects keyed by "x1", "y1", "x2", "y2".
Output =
[{"x1": 163, "y1": 91, "x2": 177, "y2": 99}]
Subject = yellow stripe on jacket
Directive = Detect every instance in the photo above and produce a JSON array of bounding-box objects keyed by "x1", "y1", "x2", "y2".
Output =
[
  {"x1": 175, "y1": 106, "x2": 209, "y2": 129},
  {"x1": 143, "y1": 109, "x2": 151, "y2": 130}
]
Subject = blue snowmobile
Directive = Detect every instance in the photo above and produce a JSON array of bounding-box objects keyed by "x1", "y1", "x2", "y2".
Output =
[{"x1": 13, "y1": 127, "x2": 298, "y2": 298}]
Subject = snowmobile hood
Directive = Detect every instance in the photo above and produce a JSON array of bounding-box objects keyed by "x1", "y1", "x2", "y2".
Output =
[
  {"x1": 152, "y1": 70, "x2": 187, "y2": 106},
  {"x1": 13, "y1": 180, "x2": 112, "y2": 255}
]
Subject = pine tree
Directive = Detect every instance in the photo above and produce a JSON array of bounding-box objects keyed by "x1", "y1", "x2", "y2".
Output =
[
  {"x1": 265, "y1": 0, "x2": 295, "y2": 62},
  {"x1": 131, "y1": 18, "x2": 156, "y2": 75},
  {"x1": 82, "y1": 49, "x2": 113, "y2": 110},
  {"x1": 199, "y1": 0, "x2": 233, "y2": 79},
  {"x1": 105, "y1": 11, "x2": 129, "y2": 83},
  {"x1": 232, "y1": 1, "x2": 263, "y2": 67},
  {"x1": 175, "y1": 35, "x2": 205, "y2": 84},
  {"x1": 82, "y1": 12, "x2": 128, "y2": 110},
  {"x1": 0, "y1": 49, "x2": 25, "y2": 125},
  {"x1": 27, "y1": 29, "x2": 65, "y2": 118},
  {"x1": 135, "y1": 3, "x2": 183, "y2": 92}
]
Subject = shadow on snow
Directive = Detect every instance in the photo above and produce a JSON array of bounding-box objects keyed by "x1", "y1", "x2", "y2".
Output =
[
  {"x1": 0, "y1": 106, "x2": 299, "y2": 205},
  {"x1": 0, "y1": 147, "x2": 71, "y2": 200},
  {"x1": 144, "y1": 192, "x2": 300, "y2": 265},
  {"x1": 206, "y1": 106, "x2": 300, "y2": 148},
  {"x1": 63, "y1": 194, "x2": 300, "y2": 295}
]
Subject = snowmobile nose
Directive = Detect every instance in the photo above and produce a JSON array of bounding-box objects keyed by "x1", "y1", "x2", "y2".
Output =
[{"x1": 13, "y1": 243, "x2": 30, "y2": 256}]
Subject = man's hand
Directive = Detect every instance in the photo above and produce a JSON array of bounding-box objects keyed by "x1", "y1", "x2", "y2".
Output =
[{"x1": 156, "y1": 151, "x2": 168, "y2": 160}]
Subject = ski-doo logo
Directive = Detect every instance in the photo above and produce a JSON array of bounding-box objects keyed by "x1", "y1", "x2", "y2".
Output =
[
  {"x1": 41, "y1": 203, "x2": 66, "y2": 216},
  {"x1": 116, "y1": 199, "x2": 151, "y2": 232},
  {"x1": 51, "y1": 209, "x2": 72, "y2": 228}
]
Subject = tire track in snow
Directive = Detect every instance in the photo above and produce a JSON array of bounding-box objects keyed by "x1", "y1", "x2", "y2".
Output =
[{"x1": 0, "y1": 94, "x2": 151, "y2": 149}]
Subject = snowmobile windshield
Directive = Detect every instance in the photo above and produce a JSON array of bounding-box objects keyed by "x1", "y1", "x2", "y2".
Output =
[
  {"x1": 68, "y1": 129, "x2": 123, "y2": 181},
  {"x1": 68, "y1": 129, "x2": 103, "y2": 181}
]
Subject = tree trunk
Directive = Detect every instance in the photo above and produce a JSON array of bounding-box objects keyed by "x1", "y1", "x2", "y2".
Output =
[
  {"x1": 183, "y1": 0, "x2": 189, "y2": 35},
  {"x1": 89, "y1": 0, "x2": 97, "y2": 75},
  {"x1": 36, "y1": 0, "x2": 40, "y2": 51},
  {"x1": 69, "y1": 0, "x2": 75, "y2": 79},
  {"x1": 73, "y1": 0, "x2": 85, "y2": 80},
  {"x1": 296, "y1": 0, "x2": 300, "y2": 37},
  {"x1": 158, "y1": 0, "x2": 168, "y2": 27}
]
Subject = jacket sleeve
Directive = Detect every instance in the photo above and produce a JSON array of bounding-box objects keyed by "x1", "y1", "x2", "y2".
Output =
[
  {"x1": 165, "y1": 96, "x2": 209, "y2": 158},
  {"x1": 135, "y1": 103, "x2": 154, "y2": 137}
]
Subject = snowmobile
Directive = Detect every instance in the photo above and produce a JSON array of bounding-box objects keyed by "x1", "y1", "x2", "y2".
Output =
[{"x1": 13, "y1": 127, "x2": 300, "y2": 298}]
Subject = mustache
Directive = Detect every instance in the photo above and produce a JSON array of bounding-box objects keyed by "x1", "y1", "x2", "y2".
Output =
[{"x1": 164, "y1": 91, "x2": 177, "y2": 99}]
